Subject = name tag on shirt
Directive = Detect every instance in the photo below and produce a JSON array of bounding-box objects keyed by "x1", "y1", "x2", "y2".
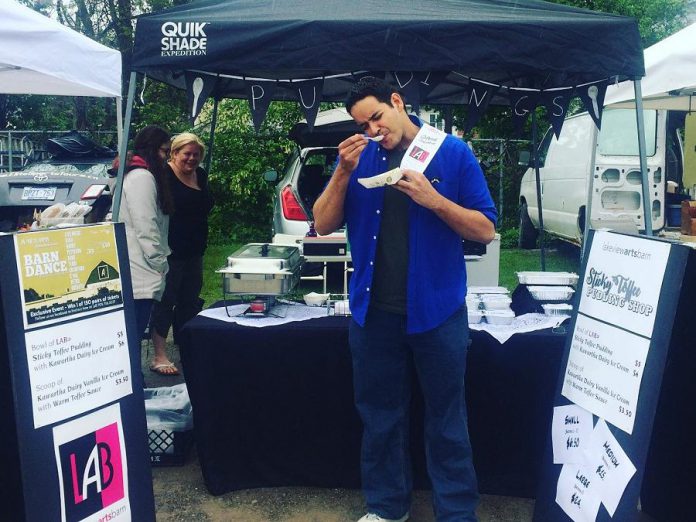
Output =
[{"x1": 357, "y1": 123, "x2": 446, "y2": 189}]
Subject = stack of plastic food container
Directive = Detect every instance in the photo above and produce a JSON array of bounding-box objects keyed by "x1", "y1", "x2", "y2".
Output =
[
  {"x1": 516, "y1": 272, "x2": 579, "y2": 319},
  {"x1": 467, "y1": 286, "x2": 514, "y2": 325}
]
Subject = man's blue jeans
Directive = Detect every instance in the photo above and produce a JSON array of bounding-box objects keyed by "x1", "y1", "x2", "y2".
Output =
[{"x1": 349, "y1": 305, "x2": 479, "y2": 521}]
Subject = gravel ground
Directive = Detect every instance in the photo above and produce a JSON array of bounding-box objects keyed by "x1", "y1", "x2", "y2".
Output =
[{"x1": 151, "y1": 455, "x2": 536, "y2": 522}]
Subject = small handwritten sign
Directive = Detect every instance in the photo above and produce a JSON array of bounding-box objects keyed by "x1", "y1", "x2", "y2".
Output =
[{"x1": 552, "y1": 404, "x2": 593, "y2": 464}]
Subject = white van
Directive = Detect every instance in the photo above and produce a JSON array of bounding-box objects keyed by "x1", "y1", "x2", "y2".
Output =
[{"x1": 518, "y1": 109, "x2": 685, "y2": 247}]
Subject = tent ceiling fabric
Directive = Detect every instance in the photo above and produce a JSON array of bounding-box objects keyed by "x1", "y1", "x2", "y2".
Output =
[
  {"x1": 0, "y1": 1, "x2": 121, "y2": 97},
  {"x1": 604, "y1": 22, "x2": 696, "y2": 110},
  {"x1": 132, "y1": 0, "x2": 644, "y2": 104}
]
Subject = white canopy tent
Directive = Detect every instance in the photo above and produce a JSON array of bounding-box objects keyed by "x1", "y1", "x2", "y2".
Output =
[
  {"x1": 0, "y1": 1, "x2": 122, "y2": 140},
  {"x1": 604, "y1": 22, "x2": 696, "y2": 110}
]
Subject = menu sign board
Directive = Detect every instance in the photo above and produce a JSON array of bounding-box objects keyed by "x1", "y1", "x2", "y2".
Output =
[
  {"x1": 561, "y1": 231, "x2": 670, "y2": 434},
  {"x1": 0, "y1": 223, "x2": 154, "y2": 521},
  {"x1": 534, "y1": 229, "x2": 690, "y2": 522},
  {"x1": 13, "y1": 225, "x2": 132, "y2": 428},
  {"x1": 576, "y1": 232, "x2": 669, "y2": 338},
  {"x1": 26, "y1": 311, "x2": 132, "y2": 428}
]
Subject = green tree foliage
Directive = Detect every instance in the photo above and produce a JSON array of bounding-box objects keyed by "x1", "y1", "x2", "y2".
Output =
[
  {"x1": 558, "y1": 0, "x2": 688, "y2": 46},
  {"x1": 201, "y1": 100, "x2": 304, "y2": 244},
  {"x1": 446, "y1": 0, "x2": 689, "y2": 228},
  {"x1": 134, "y1": 81, "x2": 189, "y2": 134}
]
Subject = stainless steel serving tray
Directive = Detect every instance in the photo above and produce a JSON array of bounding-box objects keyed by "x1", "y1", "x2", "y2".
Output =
[{"x1": 217, "y1": 243, "x2": 302, "y2": 295}]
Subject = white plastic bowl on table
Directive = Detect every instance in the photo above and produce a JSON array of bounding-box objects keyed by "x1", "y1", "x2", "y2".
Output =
[
  {"x1": 541, "y1": 303, "x2": 573, "y2": 316},
  {"x1": 527, "y1": 285, "x2": 575, "y2": 301},
  {"x1": 484, "y1": 310, "x2": 515, "y2": 325},
  {"x1": 303, "y1": 292, "x2": 330, "y2": 306},
  {"x1": 516, "y1": 271, "x2": 579, "y2": 286},
  {"x1": 480, "y1": 294, "x2": 512, "y2": 310}
]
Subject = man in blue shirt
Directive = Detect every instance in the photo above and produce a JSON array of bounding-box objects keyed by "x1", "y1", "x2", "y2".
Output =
[{"x1": 314, "y1": 77, "x2": 497, "y2": 522}]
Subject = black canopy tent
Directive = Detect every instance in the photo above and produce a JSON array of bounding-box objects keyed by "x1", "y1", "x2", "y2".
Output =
[{"x1": 119, "y1": 0, "x2": 649, "y2": 267}]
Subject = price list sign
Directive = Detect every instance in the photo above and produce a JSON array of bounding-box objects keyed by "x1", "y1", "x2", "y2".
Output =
[
  {"x1": 561, "y1": 231, "x2": 670, "y2": 434},
  {"x1": 535, "y1": 230, "x2": 691, "y2": 522},
  {"x1": 25, "y1": 311, "x2": 133, "y2": 428},
  {"x1": 11, "y1": 225, "x2": 133, "y2": 427}
]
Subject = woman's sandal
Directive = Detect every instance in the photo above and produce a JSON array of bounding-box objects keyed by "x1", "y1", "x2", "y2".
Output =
[{"x1": 149, "y1": 362, "x2": 180, "y2": 376}]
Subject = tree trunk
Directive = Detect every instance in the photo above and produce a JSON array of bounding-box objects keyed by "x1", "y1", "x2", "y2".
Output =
[{"x1": 74, "y1": 97, "x2": 88, "y2": 130}]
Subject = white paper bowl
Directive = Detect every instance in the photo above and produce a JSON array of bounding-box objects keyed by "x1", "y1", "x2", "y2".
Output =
[{"x1": 303, "y1": 292, "x2": 330, "y2": 306}]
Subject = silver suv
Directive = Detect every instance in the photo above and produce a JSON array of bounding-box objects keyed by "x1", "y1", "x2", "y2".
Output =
[{"x1": 264, "y1": 108, "x2": 359, "y2": 251}]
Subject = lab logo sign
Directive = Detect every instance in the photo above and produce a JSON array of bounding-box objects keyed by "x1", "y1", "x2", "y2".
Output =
[
  {"x1": 53, "y1": 405, "x2": 130, "y2": 522},
  {"x1": 97, "y1": 264, "x2": 110, "y2": 281},
  {"x1": 409, "y1": 146, "x2": 429, "y2": 163},
  {"x1": 161, "y1": 21, "x2": 209, "y2": 56}
]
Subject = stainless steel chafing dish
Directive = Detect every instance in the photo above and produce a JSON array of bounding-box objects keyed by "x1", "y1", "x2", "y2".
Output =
[{"x1": 216, "y1": 243, "x2": 303, "y2": 296}]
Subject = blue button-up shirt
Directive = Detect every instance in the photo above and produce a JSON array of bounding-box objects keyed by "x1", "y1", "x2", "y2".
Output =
[{"x1": 342, "y1": 118, "x2": 497, "y2": 333}]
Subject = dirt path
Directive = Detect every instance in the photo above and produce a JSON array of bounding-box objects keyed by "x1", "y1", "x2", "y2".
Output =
[{"x1": 151, "y1": 453, "x2": 536, "y2": 522}]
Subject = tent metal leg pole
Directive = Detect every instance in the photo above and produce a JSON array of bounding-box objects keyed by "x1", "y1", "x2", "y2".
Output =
[
  {"x1": 582, "y1": 124, "x2": 599, "y2": 259},
  {"x1": 498, "y1": 140, "x2": 504, "y2": 221},
  {"x1": 205, "y1": 97, "x2": 219, "y2": 174},
  {"x1": 112, "y1": 71, "x2": 137, "y2": 223},
  {"x1": 633, "y1": 80, "x2": 653, "y2": 236},
  {"x1": 532, "y1": 110, "x2": 546, "y2": 271},
  {"x1": 8, "y1": 130, "x2": 12, "y2": 173},
  {"x1": 116, "y1": 97, "x2": 123, "y2": 152}
]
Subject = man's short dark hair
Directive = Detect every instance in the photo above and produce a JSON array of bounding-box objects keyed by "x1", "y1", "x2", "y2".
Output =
[{"x1": 346, "y1": 76, "x2": 402, "y2": 113}]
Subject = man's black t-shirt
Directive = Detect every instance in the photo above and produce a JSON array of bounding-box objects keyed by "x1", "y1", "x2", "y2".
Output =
[{"x1": 370, "y1": 149, "x2": 409, "y2": 315}]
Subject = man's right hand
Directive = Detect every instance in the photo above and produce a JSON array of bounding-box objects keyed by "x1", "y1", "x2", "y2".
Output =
[{"x1": 337, "y1": 134, "x2": 368, "y2": 174}]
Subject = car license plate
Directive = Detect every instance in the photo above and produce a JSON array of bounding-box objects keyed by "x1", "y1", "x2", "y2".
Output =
[{"x1": 21, "y1": 186, "x2": 57, "y2": 201}]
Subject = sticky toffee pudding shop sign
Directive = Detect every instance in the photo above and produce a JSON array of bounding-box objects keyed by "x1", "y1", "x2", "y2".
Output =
[{"x1": 534, "y1": 230, "x2": 690, "y2": 522}]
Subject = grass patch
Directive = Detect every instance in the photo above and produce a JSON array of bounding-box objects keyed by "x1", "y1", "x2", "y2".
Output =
[
  {"x1": 499, "y1": 241, "x2": 581, "y2": 290},
  {"x1": 201, "y1": 239, "x2": 582, "y2": 306},
  {"x1": 202, "y1": 242, "x2": 243, "y2": 307}
]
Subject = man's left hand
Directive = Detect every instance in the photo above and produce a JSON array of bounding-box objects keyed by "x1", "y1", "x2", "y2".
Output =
[{"x1": 393, "y1": 169, "x2": 443, "y2": 209}]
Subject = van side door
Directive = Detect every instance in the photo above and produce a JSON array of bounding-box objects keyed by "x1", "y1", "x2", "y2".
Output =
[{"x1": 539, "y1": 114, "x2": 593, "y2": 242}]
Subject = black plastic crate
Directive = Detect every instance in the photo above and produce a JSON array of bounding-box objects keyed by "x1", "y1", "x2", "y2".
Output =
[{"x1": 148, "y1": 428, "x2": 194, "y2": 466}]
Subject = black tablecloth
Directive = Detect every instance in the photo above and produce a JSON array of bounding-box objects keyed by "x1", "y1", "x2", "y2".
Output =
[{"x1": 180, "y1": 308, "x2": 567, "y2": 497}]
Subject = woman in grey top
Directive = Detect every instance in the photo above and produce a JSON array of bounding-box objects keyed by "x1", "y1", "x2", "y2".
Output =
[{"x1": 119, "y1": 125, "x2": 175, "y2": 373}]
